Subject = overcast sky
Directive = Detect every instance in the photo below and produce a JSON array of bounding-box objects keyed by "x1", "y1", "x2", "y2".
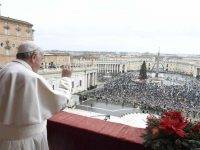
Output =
[{"x1": 1, "y1": 0, "x2": 200, "y2": 54}]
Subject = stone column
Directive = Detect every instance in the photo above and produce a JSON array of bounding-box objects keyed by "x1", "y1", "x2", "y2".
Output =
[
  {"x1": 87, "y1": 74, "x2": 89, "y2": 88},
  {"x1": 93, "y1": 72, "x2": 95, "y2": 86},
  {"x1": 90, "y1": 73, "x2": 93, "y2": 86},
  {"x1": 105, "y1": 64, "x2": 107, "y2": 74}
]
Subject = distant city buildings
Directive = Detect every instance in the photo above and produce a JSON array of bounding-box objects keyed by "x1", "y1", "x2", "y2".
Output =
[
  {"x1": 92, "y1": 53, "x2": 200, "y2": 77},
  {"x1": 41, "y1": 50, "x2": 200, "y2": 79}
]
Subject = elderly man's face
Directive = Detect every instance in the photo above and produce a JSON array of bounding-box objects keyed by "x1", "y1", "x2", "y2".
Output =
[{"x1": 31, "y1": 51, "x2": 44, "y2": 72}]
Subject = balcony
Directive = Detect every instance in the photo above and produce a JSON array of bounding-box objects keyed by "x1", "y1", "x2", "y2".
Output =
[{"x1": 47, "y1": 111, "x2": 145, "y2": 150}]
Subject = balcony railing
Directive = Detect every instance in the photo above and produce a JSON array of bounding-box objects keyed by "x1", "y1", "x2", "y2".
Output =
[{"x1": 47, "y1": 111, "x2": 145, "y2": 150}]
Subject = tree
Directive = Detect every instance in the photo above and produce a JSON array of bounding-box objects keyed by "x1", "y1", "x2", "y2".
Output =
[{"x1": 139, "y1": 61, "x2": 147, "y2": 80}]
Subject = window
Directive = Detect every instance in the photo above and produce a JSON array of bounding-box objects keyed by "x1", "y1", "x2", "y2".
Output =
[
  {"x1": 16, "y1": 25, "x2": 21, "y2": 36},
  {"x1": 4, "y1": 22, "x2": 9, "y2": 35},
  {"x1": 26, "y1": 28, "x2": 31, "y2": 37},
  {"x1": 5, "y1": 49, "x2": 10, "y2": 56}
]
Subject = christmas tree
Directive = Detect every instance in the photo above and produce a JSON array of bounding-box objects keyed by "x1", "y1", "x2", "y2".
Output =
[{"x1": 139, "y1": 61, "x2": 147, "y2": 80}]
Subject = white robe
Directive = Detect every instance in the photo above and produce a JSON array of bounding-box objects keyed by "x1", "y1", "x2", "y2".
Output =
[{"x1": 0, "y1": 59, "x2": 72, "y2": 150}]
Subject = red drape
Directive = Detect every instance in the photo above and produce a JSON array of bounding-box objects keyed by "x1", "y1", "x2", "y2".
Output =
[{"x1": 47, "y1": 111, "x2": 145, "y2": 150}]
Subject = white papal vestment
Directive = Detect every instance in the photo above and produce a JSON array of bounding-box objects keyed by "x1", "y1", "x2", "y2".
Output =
[{"x1": 0, "y1": 59, "x2": 72, "y2": 150}]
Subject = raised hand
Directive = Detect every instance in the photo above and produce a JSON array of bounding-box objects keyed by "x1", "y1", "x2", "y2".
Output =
[{"x1": 61, "y1": 65, "x2": 72, "y2": 77}]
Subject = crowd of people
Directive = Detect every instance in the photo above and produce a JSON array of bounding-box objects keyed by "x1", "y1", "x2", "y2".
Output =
[{"x1": 82, "y1": 71, "x2": 200, "y2": 119}]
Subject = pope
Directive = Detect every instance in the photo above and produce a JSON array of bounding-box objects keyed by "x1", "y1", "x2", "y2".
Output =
[{"x1": 0, "y1": 41, "x2": 72, "y2": 150}]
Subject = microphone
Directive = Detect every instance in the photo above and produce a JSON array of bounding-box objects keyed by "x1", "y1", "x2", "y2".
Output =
[
  {"x1": 104, "y1": 115, "x2": 110, "y2": 121},
  {"x1": 90, "y1": 114, "x2": 111, "y2": 121}
]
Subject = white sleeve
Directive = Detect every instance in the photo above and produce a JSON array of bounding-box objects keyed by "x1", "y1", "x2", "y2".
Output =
[
  {"x1": 33, "y1": 76, "x2": 72, "y2": 121},
  {"x1": 56, "y1": 77, "x2": 72, "y2": 105}
]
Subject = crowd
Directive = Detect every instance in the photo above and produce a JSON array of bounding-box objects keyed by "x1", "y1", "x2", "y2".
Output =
[{"x1": 82, "y1": 71, "x2": 200, "y2": 119}]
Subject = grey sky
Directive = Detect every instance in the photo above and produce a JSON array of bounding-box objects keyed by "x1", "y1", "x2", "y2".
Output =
[{"x1": 1, "y1": 0, "x2": 200, "y2": 54}]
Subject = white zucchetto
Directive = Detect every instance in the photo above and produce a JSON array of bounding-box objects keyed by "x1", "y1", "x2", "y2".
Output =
[{"x1": 17, "y1": 41, "x2": 42, "y2": 54}]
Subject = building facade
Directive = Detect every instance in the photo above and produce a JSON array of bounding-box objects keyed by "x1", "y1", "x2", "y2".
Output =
[
  {"x1": 70, "y1": 55, "x2": 97, "y2": 90},
  {"x1": 95, "y1": 54, "x2": 200, "y2": 77},
  {"x1": 39, "y1": 53, "x2": 98, "y2": 94},
  {"x1": 0, "y1": 16, "x2": 34, "y2": 65},
  {"x1": 42, "y1": 52, "x2": 71, "y2": 69}
]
